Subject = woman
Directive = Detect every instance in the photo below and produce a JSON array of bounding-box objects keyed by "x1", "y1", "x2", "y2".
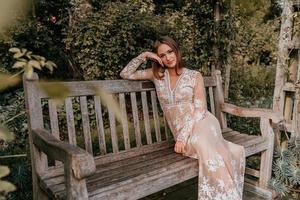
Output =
[{"x1": 120, "y1": 36, "x2": 245, "y2": 200}]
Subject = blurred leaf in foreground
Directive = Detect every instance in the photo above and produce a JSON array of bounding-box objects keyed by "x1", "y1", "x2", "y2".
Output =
[
  {"x1": 0, "y1": 73, "x2": 21, "y2": 92},
  {"x1": 0, "y1": 0, "x2": 30, "y2": 32},
  {"x1": 38, "y1": 82, "x2": 70, "y2": 106},
  {"x1": 90, "y1": 85, "x2": 122, "y2": 123},
  {"x1": 0, "y1": 125, "x2": 15, "y2": 142},
  {"x1": 0, "y1": 166, "x2": 16, "y2": 196}
]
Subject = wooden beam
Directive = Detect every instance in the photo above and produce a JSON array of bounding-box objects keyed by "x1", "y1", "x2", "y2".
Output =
[{"x1": 221, "y1": 103, "x2": 282, "y2": 122}]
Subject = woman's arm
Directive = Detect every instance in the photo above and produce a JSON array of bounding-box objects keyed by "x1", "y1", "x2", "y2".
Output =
[
  {"x1": 192, "y1": 72, "x2": 207, "y2": 119},
  {"x1": 120, "y1": 52, "x2": 162, "y2": 80},
  {"x1": 175, "y1": 72, "x2": 207, "y2": 152}
]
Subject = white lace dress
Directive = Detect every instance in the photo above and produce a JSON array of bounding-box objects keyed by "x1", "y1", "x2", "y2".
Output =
[{"x1": 120, "y1": 55, "x2": 245, "y2": 200}]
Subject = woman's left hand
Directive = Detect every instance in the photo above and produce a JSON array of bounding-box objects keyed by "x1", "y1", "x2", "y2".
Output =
[{"x1": 174, "y1": 141, "x2": 185, "y2": 154}]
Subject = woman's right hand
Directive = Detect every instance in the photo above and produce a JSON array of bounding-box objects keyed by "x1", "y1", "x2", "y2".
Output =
[{"x1": 142, "y1": 52, "x2": 164, "y2": 66}]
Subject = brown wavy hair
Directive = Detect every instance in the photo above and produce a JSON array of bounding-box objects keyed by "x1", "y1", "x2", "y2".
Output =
[{"x1": 152, "y1": 36, "x2": 184, "y2": 79}]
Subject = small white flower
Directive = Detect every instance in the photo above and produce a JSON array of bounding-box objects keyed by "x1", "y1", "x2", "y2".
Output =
[
  {"x1": 217, "y1": 179, "x2": 225, "y2": 189},
  {"x1": 195, "y1": 99, "x2": 203, "y2": 109},
  {"x1": 206, "y1": 154, "x2": 225, "y2": 172},
  {"x1": 211, "y1": 126, "x2": 218, "y2": 136}
]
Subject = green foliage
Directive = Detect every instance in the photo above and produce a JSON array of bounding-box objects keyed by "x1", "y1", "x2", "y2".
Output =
[
  {"x1": 269, "y1": 136, "x2": 300, "y2": 198},
  {"x1": 226, "y1": 1, "x2": 279, "y2": 137},
  {"x1": 9, "y1": 47, "x2": 57, "y2": 78},
  {"x1": 228, "y1": 1, "x2": 279, "y2": 106},
  {"x1": 65, "y1": 0, "x2": 235, "y2": 79},
  {"x1": 0, "y1": 90, "x2": 26, "y2": 153},
  {"x1": 65, "y1": 1, "x2": 168, "y2": 80}
]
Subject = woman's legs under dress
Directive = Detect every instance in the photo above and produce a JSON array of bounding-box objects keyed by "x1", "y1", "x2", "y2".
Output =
[{"x1": 185, "y1": 112, "x2": 245, "y2": 200}]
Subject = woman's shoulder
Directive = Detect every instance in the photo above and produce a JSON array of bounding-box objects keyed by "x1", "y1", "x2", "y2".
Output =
[{"x1": 184, "y1": 68, "x2": 202, "y2": 77}]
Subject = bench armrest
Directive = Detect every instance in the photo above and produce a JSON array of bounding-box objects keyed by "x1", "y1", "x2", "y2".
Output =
[
  {"x1": 221, "y1": 103, "x2": 282, "y2": 123},
  {"x1": 32, "y1": 128, "x2": 96, "y2": 179}
]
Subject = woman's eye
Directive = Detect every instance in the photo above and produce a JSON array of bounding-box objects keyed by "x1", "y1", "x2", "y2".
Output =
[{"x1": 167, "y1": 50, "x2": 173, "y2": 54}]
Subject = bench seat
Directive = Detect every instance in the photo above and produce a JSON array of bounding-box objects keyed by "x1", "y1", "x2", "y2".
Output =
[{"x1": 39, "y1": 130, "x2": 267, "y2": 200}]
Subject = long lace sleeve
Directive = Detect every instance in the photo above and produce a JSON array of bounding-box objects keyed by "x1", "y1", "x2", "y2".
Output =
[
  {"x1": 176, "y1": 72, "x2": 207, "y2": 143},
  {"x1": 120, "y1": 54, "x2": 153, "y2": 80},
  {"x1": 192, "y1": 72, "x2": 207, "y2": 119}
]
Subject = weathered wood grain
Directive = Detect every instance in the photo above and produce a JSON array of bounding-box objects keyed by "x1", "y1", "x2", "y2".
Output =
[
  {"x1": 131, "y1": 92, "x2": 142, "y2": 147},
  {"x1": 151, "y1": 91, "x2": 161, "y2": 142},
  {"x1": 94, "y1": 96, "x2": 106, "y2": 155},
  {"x1": 141, "y1": 91, "x2": 152, "y2": 144},
  {"x1": 222, "y1": 103, "x2": 281, "y2": 122},
  {"x1": 23, "y1": 73, "x2": 48, "y2": 199},
  {"x1": 108, "y1": 95, "x2": 119, "y2": 153},
  {"x1": 119, "y1": 93, "x2": 130, "y2": 150},
  {"x1": 48, "y1": 99, "x2": 61, "y2": 166},
  {"x1": 214, "y1": 70, "x2": 227, "y2": 128},
  {"x1": 80, "y1": 96, "x2": 93, "y2": 154},
  {"x1": 34, "y1": 78, "x2": 216, "y2": 99},
  {"x1": 208, "y1": 87, "x2": 216, "y2": 115},
  {"x1": 65, "y1": 98, "x2": 76, "y2": 145}
]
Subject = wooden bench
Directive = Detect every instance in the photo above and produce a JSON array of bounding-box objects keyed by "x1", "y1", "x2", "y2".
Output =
[{"x1": 23, "y1": 70, "x2": 279, "y2": 200}]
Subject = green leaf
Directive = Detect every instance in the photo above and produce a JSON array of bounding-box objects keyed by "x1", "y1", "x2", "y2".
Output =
[
  {"x1": 26, "y1": 51, "x2": 33, "y2": 59},
  {"x1": 12, "y1": 61, "x2": 27, "y2": 69},
  {"x1": 28, "y1": 60, "x2": 42, "y2": 70},
  {"x1": 24, "y1": 65, "x2": 33, "y2": 79},
  {"x1": 21, "y1": 48, "x2": 27, "y2": 54},
  {"x1": 9, "y1": 47, "x2": 20, "y2": 54},
  {"x1": 13, "y1": 51, "x2": 25, "y2": 59},
  {"x1": 31, "y1": 55, "x2": 46, "y2": 61},
  {"x1": 45, "y1": 64, "x2": 53, "y2": 73},
  {"x1": 18, "y1": 58, "x2": 27, "y2": 62},
  {"x1": 44, "y1": 61, "x2": 57, "y2": 73},
  {"x1": 39, "y1": 59, "x2": 45, "y2": 67},
  {"x1": 45, "y1": 60, "x2": 57, "y2": 69},
  {"x1": 0, "y1": 180, "x2": 16, "y2": 194},
  {"x1": 0, "y1": 166, "x2": 10, "y2": 178}
]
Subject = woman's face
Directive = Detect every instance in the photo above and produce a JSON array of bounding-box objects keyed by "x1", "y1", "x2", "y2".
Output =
[{"x1": 157, "y1": 44, "x2": 177, "y2": 68}]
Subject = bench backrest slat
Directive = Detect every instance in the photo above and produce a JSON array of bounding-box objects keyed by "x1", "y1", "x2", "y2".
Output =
[
  {"x1": 94, "y1": 96, "x2": 107, "y2": 155},
  {"x1": 80, "y1": 96, "x2": 93, "y2": 154},
  {"x1": 119, "y1": 93, "x2": 130, "y2": 150},
  {"x1": 208, "y1": 87, "x2": 216, "y2": 115},
  {"x1": 151, "y1": 91, "x2": 162, "y2": 142},
  {"x1": 130, "y1": 92, "x2": 142, "y2": 147},
  {"x1": 49, "y1": 99, "x2": 60, "y2": 139},
  {"x1": 65, "y1": 97, "x2": 76, "y2": 145},
  {"x1": 141, "y1": 91, "x2": 152, "y2": 145},
  {"x1": 108, "y1": 97, "x2": 119, "y2": 153},
  {"x1": 48, "y1": 99, "x2": 62, "y2": 165},
  {"x1": 163, "y1": 116, "x2": 170, "y2": 140}
]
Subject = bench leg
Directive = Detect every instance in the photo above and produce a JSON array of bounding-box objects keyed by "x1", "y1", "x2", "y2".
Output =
[
  {"x1": 65, "y1": 165, "x2": 89, "y2": 200},
  {"x1": 32, "y1": 172, "x2": 48, "y2": 200},
  {"x1": 32, "y1": 147, "x2": 49, "y2": 200},
  {"x1": 259, "y1": 148, "x2": 273, "y2": 189},
  {"x1": 37, "y1": 187, "x2": 49, "y2": 200},
  {"x1": 259, "y1": 118, "x2": 275, "y2": 192}
]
